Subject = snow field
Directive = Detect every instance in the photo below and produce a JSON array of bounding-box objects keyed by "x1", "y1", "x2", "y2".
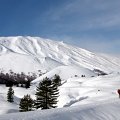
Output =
[{"x1": 0, "y1": 36, "x2": 120, "y2": 119}]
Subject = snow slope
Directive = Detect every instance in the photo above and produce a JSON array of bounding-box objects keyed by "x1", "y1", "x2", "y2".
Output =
[
  {"x1": 0, "y1": 86, "x2": 19, "y2": 115},
  {"x1": 0, "y1": 36, "x2": 120, "y2": 119},
  {"x1": 32, "y1": 65, "x2": 97, "y2": 84},
  {"x1": 0, "y1": 99, "x2": 120, "y2": 120},
  {"x1": 0, "y1": 85, "x2": 36, "y2": 115},
  {"x1": 0, "y1": 72, "x2": 120, "y2": 116},
  {"x1": 0, "y1": 36, "x2": 120, "y2": 73}
]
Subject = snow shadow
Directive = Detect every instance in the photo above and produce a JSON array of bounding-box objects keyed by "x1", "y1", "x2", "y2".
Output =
[{"x1": 64, "y1": 96, "x2": 88, "y2": 107}]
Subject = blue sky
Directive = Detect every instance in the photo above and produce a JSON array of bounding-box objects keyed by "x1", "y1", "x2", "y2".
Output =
[{"x1": 0, "y1": 0, "x2": 120, "y2": 54}]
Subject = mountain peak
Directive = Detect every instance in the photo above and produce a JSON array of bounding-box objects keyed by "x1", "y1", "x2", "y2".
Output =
[{"x1": 0, "y1": 36, "x2": 120, "y2": 73}]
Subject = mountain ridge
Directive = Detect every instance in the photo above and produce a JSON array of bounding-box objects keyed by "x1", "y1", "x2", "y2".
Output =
[{"x1": 0, "y1": 36, "x2": 120, "y2": 73}]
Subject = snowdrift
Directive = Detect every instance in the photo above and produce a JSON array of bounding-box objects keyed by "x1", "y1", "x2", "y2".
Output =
[
  {"x1": 32, "y1": 65, "x2": 96, "y2": 84},
  {"x1": 0, "y1": 100, "x2": 120, "y2": 120}
]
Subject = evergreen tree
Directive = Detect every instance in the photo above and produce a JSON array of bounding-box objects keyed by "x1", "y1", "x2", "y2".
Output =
[
  {"x1": 50, "y1": 80, "x2": 59, "y2": 108},
  {"x1": 52, "y1": 74, "x2": 61, "y2": 87},
  {"x1": 35, "y1": 77, "x2": 59, "y2": 109},
  {"x1": 25, "y1": 80, "x2": 31, "y2": 89},
  {"x1": 20, "y1": 84, "x2": 24, "y2": 87},
  {"x1": 7, "y1": 87, "x2": 14, "y2": 102},
  {"x1": 19, "y1": 94, "x2": 34, "y2": 112}
]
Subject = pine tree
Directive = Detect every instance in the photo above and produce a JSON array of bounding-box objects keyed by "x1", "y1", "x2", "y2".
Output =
[
  {"x1": 49, "y1": 80, "x2": 59, "y2": 108},
  {"x1": 7, "y1": 87, "x2": 14, "y2": 102},
  {"x1": 35, "y1": 77, "x2": 59, "y2": 109},
  {"x1": 52, "y1": 74, "x2": 61, "y2": 87},
  {"x1": 19, "y1": 94, "x2": 34, "y2": 112},
  {"x1": 25, "y1": 80, "x2": 31, "y2": 89}
]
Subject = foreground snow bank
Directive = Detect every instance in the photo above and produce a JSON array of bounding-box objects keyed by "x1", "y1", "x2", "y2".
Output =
[{"x1": 0, "y1": 100, "x2": 120, "y2": 120}]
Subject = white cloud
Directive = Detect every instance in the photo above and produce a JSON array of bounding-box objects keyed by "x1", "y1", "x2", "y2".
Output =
[
  {"x1": 44, "y1": 0, "x2": 120, "y2": 30},
  {"x1": 36, "y1": 0, "x2": 120, "y2": 54}
]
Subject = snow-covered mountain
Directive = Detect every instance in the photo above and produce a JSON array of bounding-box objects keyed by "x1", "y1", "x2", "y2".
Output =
[
  {"x1": 0, "y1": 36, "x2": 120, "y2": 74},
  {"x1": 0, "y1": 36, "x2": 120, "y2": 120}
]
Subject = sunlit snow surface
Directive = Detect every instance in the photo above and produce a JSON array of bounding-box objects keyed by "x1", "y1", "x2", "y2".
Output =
[
  {"x1": 0, "y1": 36, "x2": 120, "y2": 119},
  {"x1": 0, "y1": 36, "x2": 120, "y2": 73},
  {"x1": 0, "y1": 73, "x2": 120, "y2": 119}
]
